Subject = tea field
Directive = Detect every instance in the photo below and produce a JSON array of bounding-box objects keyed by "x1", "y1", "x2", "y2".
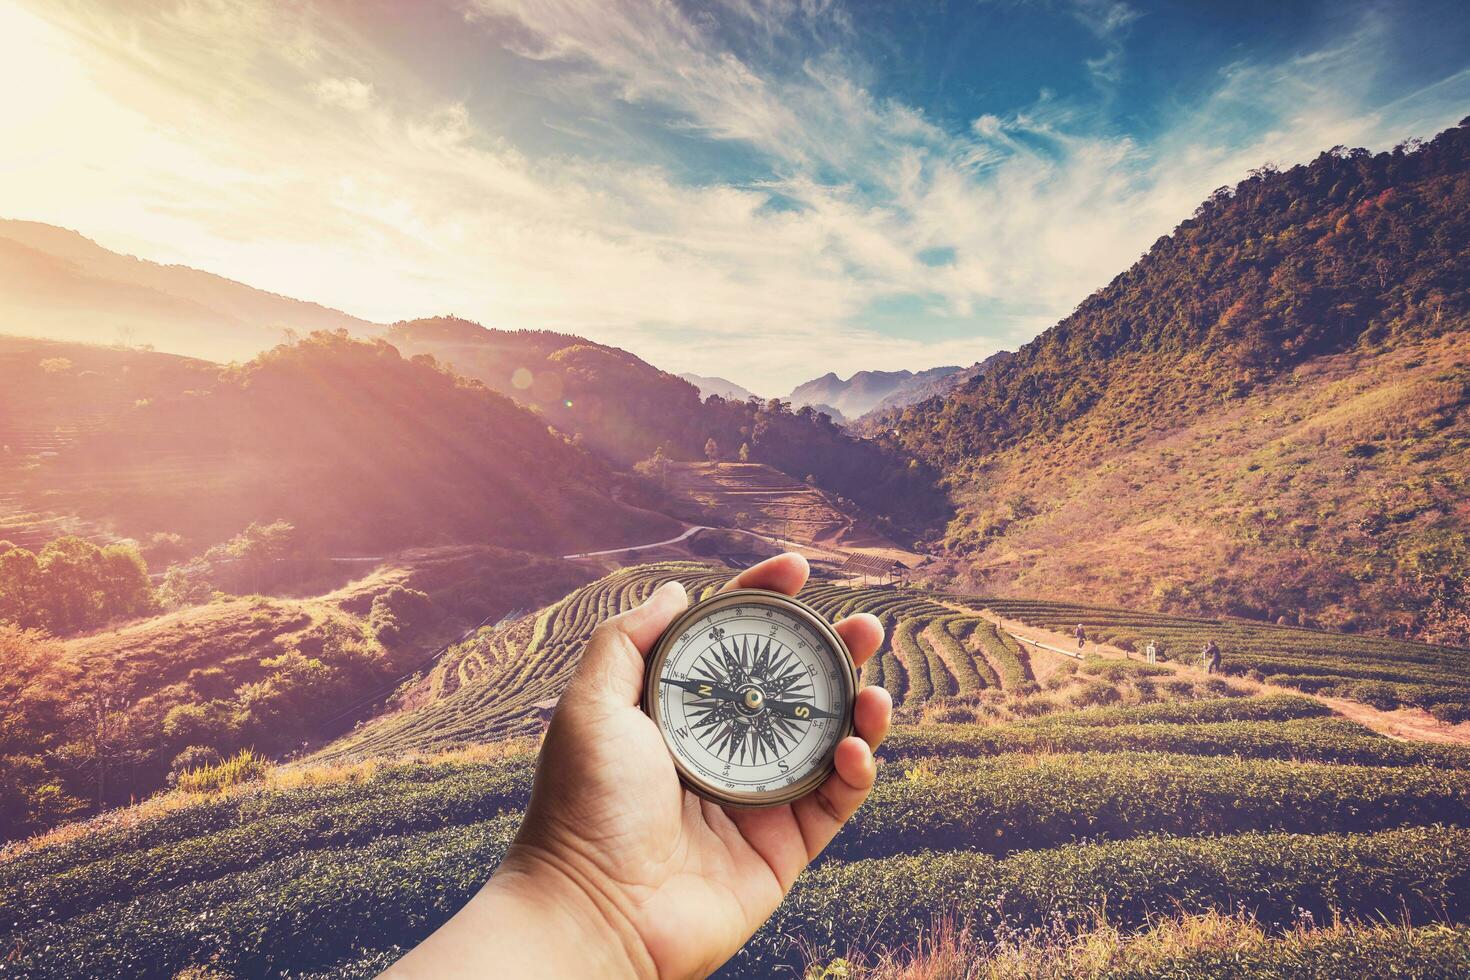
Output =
[
  {"x1": 5, "y1": 562, "x2": 1470, "y2": 977},
  {"x1": 984, "y1": 598, "x2": 1470, "y2": 720}
]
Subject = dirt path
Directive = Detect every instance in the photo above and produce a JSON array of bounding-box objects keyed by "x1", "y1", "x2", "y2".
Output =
[{"x1": 940, "y1": 597, "x2": 1470, "y2": 748}]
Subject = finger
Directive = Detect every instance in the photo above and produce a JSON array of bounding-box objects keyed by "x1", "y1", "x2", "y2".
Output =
[
  {"x1": 565, "y1": 580, "x2": 687, "y2": 707},
  {"x1": 792, "y1": 736, "x2": 877, "y2": 860},
  {"x1": 834, "y1": 613, "x2": 883, "y2": 668},
  {"x1": 718, "y1": 551, "x2": 809, "y2": 597},
  {"x1": 853, "y1": 685, "x2": 892, "y2": 750}
]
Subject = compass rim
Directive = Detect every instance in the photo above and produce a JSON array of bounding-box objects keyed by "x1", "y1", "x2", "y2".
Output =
[{"x1": 641, "y1": 587, "x2": 857, "y2": 809}]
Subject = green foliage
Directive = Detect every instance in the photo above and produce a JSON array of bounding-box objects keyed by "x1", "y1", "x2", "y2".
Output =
[
  {"x1": 368, "y1": 586, "x2": 432, "y2": 647},
  {"x1": 881, "y1": 717, "x2": 1470, "y2": 769},
  {"x1": 0, "y1": 536, "x2": 156, "y2": 634},
  {"x1": 831, "y1": 753, "x2": 1470, "y2": 859},
  {"x1": 986, "y1": 597, "x2": 1470, "y2": 709},
  {"x1": 747, "y1": 827, "x2": 1470, "y2": 971}
]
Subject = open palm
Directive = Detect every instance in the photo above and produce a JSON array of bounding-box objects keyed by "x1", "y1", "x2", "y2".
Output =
[{"x1": 509, "y1": 552, "x2": 891, "y2": 978}]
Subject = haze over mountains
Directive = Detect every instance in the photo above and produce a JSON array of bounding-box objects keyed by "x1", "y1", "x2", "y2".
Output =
[
  {"x1": 678, "y1": 373, "x2": 762, "y2": 403},
  {"x1": 0, "y1": 220, "x2": 378, "y2": 363}
]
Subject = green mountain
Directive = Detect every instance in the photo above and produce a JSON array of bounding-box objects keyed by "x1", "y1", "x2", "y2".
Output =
[
  {"x1": 384, "y1": 317, "x2": 948, "y2": 534},
  {"x1": 882, "y1": 119, "x2": 1470, "y2": 644},
  {"x1": 1, "y1": 332, "x2": 677, "y2": 559}
]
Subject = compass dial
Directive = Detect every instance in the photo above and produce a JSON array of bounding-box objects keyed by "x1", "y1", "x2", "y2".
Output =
[{"x1": 642, "y1": 588, "x2": 856, "y2": 807}]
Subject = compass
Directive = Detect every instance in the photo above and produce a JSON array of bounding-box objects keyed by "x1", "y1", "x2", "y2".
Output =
[{"x1": 642, "y1": 588, "x2": 857, "y2": 808}]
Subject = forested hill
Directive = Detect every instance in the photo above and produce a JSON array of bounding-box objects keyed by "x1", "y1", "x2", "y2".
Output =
[
  {"x1": 881, "y1": 119, "x2": 1470, "y2": 643},
  {"x1": 385, "y1": 317, "x2": 948, "y2": 535},
  {"x1": 4, "y1": 332, "x2": 676, "y2": 556}
]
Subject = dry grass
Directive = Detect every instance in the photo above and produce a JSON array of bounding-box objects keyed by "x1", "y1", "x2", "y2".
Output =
[{"x1": 803, "y1": 910, "x2": 1430, "y2": 979}]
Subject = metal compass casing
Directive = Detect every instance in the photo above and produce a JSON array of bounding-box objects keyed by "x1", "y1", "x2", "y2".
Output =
[{"x1": 641, "y1": 588, "x2": 857, "y2": 808}]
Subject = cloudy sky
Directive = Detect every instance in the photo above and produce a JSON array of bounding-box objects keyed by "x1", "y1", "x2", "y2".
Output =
[{"x1": 2, "y1": 0, "x2": 1467, "y2": 392}]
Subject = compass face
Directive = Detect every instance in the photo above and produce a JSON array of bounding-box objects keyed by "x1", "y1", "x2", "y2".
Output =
[{"x1": 643, "y1": 588, "x2": 856, "y2": 807}]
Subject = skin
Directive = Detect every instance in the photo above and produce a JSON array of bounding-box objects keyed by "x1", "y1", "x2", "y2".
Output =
[{"x1": 387, "y1": 552, "x2": 892, "y2": 979}]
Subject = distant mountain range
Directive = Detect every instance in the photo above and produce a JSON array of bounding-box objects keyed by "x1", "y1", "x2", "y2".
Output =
[
  {"x1": 678, "y1": 372, "x2": 762, "y2": 402},
  {"x1": 0, "y1": 219, "x2": 378, "y2": 363},
  {"x1": 785, "y1": 366, "x2": 964, "y2": 420}
]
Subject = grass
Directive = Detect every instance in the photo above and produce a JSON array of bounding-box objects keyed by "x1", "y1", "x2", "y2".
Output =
[{"x1": 803, "y1": 913, "x2": 1470, "y2": 979}]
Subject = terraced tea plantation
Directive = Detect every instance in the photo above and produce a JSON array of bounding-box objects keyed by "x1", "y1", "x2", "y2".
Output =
[
  {"x1": 986, "y1": 598, "x2": 1470, "y2": 720},
  {"x1": 7, "y1": 562, "x2": 1470, "y2": 977},
  {"x1": 319, "y1": 562, "x2": 1047, "y2": 762}
]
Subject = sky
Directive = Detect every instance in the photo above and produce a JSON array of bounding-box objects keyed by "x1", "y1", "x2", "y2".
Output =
[{"x1": 1, "y1": 0, "x2": 1467, "y2": 393}]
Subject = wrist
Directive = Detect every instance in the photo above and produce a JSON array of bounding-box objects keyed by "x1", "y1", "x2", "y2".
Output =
[
  {"x1": 384, "y1": 841, "x2": 651, "y2": 979},
  {"x1": 482, "y1": 842, "x2": 655, "y2": 979}
]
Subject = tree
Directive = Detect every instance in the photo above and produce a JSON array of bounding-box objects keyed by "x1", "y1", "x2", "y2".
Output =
[
  {"x1": 208, "y1": 521, "x2": 295, "y2": 594},
  {"x1": 0, "y1": 538, "x2": 155, "y2": 634},
  {"x1": 634, "y1": 446, "x2": 671, "y2": 487}
]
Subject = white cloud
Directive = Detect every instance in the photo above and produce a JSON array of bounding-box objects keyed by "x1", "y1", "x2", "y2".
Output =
[
  {"x1": 312, "y1": 76, "x2": 374, "y2": 112},
  {"x1": 1, "y1": 0, "x2": 1466, "y2": 394}
]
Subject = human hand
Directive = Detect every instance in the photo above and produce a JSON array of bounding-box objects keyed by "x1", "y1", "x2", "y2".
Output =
[{"x1": 388, "y1": 552, "x2": 891, "y2": 979}]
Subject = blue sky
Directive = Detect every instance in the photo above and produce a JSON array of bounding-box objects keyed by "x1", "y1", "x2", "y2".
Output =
[{"x1": 2, "y1": 0, "x2": 1467, "y2": 392}]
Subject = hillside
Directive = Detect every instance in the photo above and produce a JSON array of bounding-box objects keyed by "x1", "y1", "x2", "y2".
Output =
[
  {"x1": 883, "y1": 120, "x2": 1470, "y2": 644},
  {"x1": 2, "y1": 332, "x2": 678, "y2": 559},
  {"x1": 7, "y1": 564, "x2": 1470, "y2": 977},
  {"x1": 0, "y1": 221, "x2": 378, "y2": 363},
  {"x1": 0, "y1": 545, "x2": 591, "y2": 840},
  {"x1": 679, "y1": 373, "x2": 762, "y2": 402},
  {"x1": 383, "y1": 317, "x2": 948, "y2": 534}
]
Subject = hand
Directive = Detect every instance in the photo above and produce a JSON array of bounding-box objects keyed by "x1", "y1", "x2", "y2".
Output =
[{"x1": 388, "y1": 552, "x2": 891, "y2": 979}]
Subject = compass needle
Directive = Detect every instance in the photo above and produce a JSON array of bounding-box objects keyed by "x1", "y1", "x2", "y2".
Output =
[{"x1": 643, "y1": 588, "x2": 856, "y2": 807}]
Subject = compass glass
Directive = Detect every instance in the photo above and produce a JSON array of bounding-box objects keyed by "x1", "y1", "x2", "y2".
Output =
[{"x1": 645, "y1": 590, "x2": 855, "y2": 806}]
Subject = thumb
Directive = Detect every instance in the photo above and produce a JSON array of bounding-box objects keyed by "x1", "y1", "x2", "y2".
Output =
[{"x1": 565, "y1": 580, "x2": 688, "y2": 708}]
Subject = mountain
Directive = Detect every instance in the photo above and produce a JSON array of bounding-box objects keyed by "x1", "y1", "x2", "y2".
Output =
[
  {"x1": 0, "y1": 220, "x2": 378, "y2": 363},
  {"x1": 855, "y1": 351, "x2": 1015, "y2": 431},
  {"x1": 383, "y1": 317, "x2": 948, "y2": 532},
  {"x1": 787, "y1": 366, "x2": 962, "y2": 420},
  {"x1": 385, "y1": 317, "x2": 707, "y2": 466},
  {"x1": 882, "y1": 120, "x2": 1470, "y2": 644},
  {"x1": 679, "y1": 372, "x2": 761, "y2": 402},
  {"x1": 1, "y1": 332, "x2": 677, "y2": 558}
]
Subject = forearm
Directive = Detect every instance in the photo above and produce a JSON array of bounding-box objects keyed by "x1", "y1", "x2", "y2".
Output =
[{"x1": 383, "y1": 847, "x2": 646, "y2": 979}]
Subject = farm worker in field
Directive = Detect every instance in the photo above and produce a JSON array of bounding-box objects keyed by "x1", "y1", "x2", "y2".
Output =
[
  {"x1": 1145, "y1": 640, "x2": 1158, "y2": 665},
  {"x1": 387, "y1": 552, "x2": 892, "y2": 980},
  {"x1": 1075, "y1": 623, "x2": 1087, "y2": 650},
  {"x1": 1203, "y1": 640, "x2": 1222, "y2": 674}
]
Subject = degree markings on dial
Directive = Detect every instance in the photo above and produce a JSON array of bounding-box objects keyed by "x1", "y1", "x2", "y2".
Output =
[{"x1": 658, "y1": 608, "x2": 845, "y2": 791}]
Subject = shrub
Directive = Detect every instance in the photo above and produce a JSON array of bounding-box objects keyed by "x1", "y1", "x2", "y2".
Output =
[
  {"x1": 1350, "y1": 680, "x2": 1401, "y2": 710},
  {"x1": 1009, "y1": 696, "x2": 1058, "y2": 718},
  {"x1": 921, "y1": 704, "x2": 980, "y2": 725},
  {"x1": 174, "y1": 750, "x2": 270, "y2": 794},
  {"x1": 369, "y1": 587, "x2": 433, "y2": 646},
  {"x1": 1430, "y1": 703, "x2": 1470, "y2": 725},
  {"x1": 1162, "y1": 679, "x2": 1196, "y2": 698},
  {"x1": 1068, "y1": 682, "x2": 1122, "y2": 708},
  {"x1": 1080, "y1": 655, "x2": 1170, "y2": 681}
]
